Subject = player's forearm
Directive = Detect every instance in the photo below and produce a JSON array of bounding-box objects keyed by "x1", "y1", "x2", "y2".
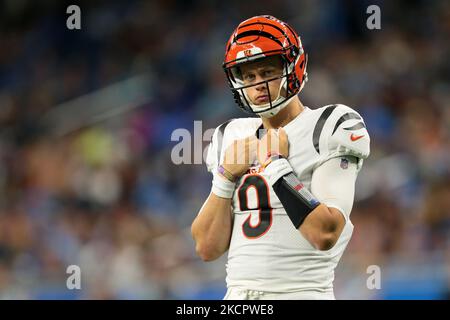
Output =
[
  {"x1": 191, "y1": 192, "x2": 233, "y2": 261},
  {"x1": 266, "y1": 158, "x2": 344, "y2": 250},
  {"x1": 299, "y1": 204, "x2": 345, "y2": 251}
]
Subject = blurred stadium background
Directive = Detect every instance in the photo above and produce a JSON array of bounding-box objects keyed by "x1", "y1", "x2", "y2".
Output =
[{"x1": 0, "y1": 0, "x2": 449, "y2": 299}]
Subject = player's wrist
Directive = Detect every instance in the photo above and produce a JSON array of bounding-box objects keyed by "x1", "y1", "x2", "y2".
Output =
[
  {"x1": 218, "y1": 165, "x2": 238, "y2": 182},
  {"x1": 264, "y1": 157, "x2": 293, "y2": 185},
  {"x1": 212, "y1": 166, "x2": 237, "y2": 199}
]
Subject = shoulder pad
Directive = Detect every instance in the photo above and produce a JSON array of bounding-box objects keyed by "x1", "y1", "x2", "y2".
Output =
[{"x1": 327, "y1": 104, "x2": 370, "y2": 160}]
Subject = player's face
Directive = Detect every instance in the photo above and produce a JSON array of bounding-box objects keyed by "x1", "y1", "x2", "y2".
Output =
[{"x1": 239, "y1": 56, "x2": 284, "y2": 106}]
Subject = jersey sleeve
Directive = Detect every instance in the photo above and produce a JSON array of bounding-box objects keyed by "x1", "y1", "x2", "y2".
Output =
[
  {"x1": 205, "y1": 120, "x2": 232, "y2": 175},
  {"x1": 311, "y1": 156, "x2": 359, "y2": 221},
  {"x1": 318, "y1": 104, "x2": 370, "y2": 171},
  {"x1": 205, "y1": 128, "x2": 219, "y2": 174}
]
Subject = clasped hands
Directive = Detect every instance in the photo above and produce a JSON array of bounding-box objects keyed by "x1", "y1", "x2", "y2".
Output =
[{"x1": 220, "y1": 128, "x2": 289, "y2": 180}]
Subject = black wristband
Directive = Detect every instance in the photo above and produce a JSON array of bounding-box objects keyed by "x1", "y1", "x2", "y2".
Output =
[{"x1": 272, "y1": 172, "x2": 321, "y2": 229}]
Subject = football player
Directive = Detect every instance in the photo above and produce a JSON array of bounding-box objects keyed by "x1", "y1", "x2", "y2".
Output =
[{"x1": 191, "y1": 15, "x2": 370, "y2": 300}]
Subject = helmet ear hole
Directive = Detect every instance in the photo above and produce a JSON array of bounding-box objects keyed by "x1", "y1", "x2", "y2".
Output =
[{"x1": 290, "y1": 46, "x2": 298, "y2": 60}]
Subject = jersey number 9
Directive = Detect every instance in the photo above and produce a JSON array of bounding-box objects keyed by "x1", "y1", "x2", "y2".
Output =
[{"x1": 238, "y1": 174, "x2": 273, "y2": 239}]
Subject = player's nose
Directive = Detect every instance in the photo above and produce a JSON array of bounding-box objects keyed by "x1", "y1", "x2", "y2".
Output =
[{"x1": 254, "y1": 74, "x2": 267, "y2": 91}]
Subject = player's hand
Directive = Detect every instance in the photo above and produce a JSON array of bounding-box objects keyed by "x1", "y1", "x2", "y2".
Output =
[
  {"x1": 221, "y1": 135, "x2": 258, "y2": 178},
  {"x1": 257, "y1": 127, "x2": 289, "y2": 165}
]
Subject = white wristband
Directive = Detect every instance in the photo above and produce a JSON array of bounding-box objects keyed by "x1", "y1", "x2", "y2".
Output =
[
  {"x1": 264, "y1": 158, "x2": 294, "y2": 186},
  {"x1": 211, "y1": 174, "x2": 236, "y2": 199}
]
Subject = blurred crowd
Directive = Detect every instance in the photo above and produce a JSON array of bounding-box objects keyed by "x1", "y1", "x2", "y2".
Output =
[{"x1": 0, "y1": 0, "x2": 449, "y2": 299}]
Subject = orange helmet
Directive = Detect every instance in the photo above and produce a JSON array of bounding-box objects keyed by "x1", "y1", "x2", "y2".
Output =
[{"x1": 223, "y1": 15, "x2": 307, "y2": 117}]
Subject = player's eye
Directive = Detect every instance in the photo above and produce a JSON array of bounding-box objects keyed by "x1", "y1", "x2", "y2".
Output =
[
  {"x1": 243, "y1": 73, "x2": 255, "y2": 81},
  {"x1": 263, "y1": 69, "x2": 275, "y2": 77}
]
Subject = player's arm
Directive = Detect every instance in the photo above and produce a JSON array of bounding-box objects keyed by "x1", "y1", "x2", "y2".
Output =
[
  {"x1": 260, "y1": 128, "x2": 362, "y2": 251},
  {"x1": 301, "y1": 205, "x2": 346, "y2": 251},
  {"x1": 270, "y1": 156, "x2": 357, "y2": 251},
  {"x1": 191, "y1": 192, "x2": 233, "y2": 261},
  {"x1": 191, "y1": 135, "x2": 257, "y2": 261}
]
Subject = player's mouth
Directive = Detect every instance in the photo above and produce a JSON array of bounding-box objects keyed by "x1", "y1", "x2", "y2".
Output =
[{"x1": 255, "y1": 94, "x2": 270, "y2": 104}]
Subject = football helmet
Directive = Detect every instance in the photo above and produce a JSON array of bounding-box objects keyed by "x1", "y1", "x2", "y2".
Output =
[{"x1": 223, "y1": 15, "x2": 308, "y2": 118}]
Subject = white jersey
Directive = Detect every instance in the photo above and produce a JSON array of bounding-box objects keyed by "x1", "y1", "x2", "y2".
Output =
[{"x1": 205, "y1": 104, "x2": 370, "y2": 294}]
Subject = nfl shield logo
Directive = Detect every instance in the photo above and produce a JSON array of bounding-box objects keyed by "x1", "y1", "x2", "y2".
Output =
[
  {"x1": 244, "y1": 49, "x2": 252, "y2": 57},
  {"x1": 340, "y1": 158, "x2": 349, "y2": 169}
]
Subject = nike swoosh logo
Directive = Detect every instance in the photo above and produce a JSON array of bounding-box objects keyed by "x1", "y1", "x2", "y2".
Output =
[{"x1": 350, "y1": 133, "x2": 365, "y2": 141}]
